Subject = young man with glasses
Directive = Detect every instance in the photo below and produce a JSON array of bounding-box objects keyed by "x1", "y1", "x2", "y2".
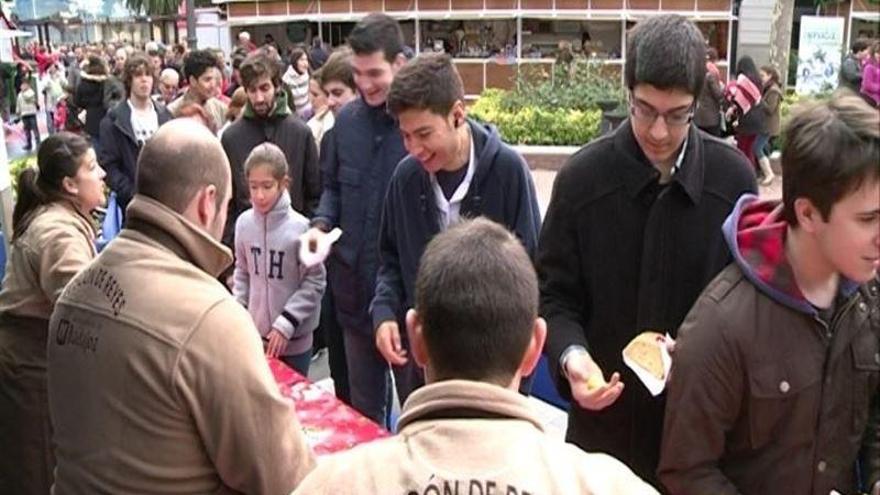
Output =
[{"x1": 537, "y1": 14, "x2": 757, "y2": 486}]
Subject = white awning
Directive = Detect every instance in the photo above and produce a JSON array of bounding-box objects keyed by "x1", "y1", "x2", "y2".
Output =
[
  {"x1": 851, "y1": 11, "x2": 879, "y2": 22},
  {"x1": 0, "y1": 29, "x2": 34, "y2": 39}
]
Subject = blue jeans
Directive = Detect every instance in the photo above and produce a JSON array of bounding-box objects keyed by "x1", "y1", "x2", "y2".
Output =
[
  {"x1": 753, "y1": 133, "x2": 771, "y2": 161},
  {"x1": 280, "y1": 349, "x2": 312, "y2": 377}
]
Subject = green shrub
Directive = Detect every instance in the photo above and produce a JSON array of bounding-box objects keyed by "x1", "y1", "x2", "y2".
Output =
[
  {"x1": 503, "y1": 62, "x2": 625, "y2": 113},
  {"x1": 470, "y1": 61, "x2": 618, "y2": 146},
  {"x1": 471, "y1": 89, "x2": 602, "y2": 146},
  {"x1": 7, "y1": 155, "x2": 36, "y2": 194}
]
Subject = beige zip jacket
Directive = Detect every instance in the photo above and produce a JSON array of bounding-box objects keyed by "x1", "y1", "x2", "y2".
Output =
[
  {"x1": 48, "y1": 195, "x2": 315, "y2": 494},
  {"x1": 0, "y1": 201, "x2": 96, "y2": 320},
  {"x1": 293, "y1": 380, "x2": 658, "y2": 495}
]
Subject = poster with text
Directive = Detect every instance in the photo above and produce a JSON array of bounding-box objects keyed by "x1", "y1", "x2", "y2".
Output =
[{"x1": 796, "y1": 15, "x2": 845, "y2": 95}]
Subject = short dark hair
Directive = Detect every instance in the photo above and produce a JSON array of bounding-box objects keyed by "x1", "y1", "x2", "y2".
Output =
[
  {"x1": 232, "y1": 54, "x2": 246, "y2": 71},
  {"x1": 136, "y1": 120, "x2": 230, "y2": 213},
  {"x1": 239, "y1": 51, "x2": 282, "y2": 90},
  {"x1": 123, "y1": 53, "x2": 153, "y2": 96},
  {"x1": 415, "y1": 218, "x2": 538, "y2": 384},
  {"x1": 782, "y1": 91, "x2": 880, "y2": 227},
  {"x1": 84, "y1": 55, "x2": 108, "y2": 76},
  {"x1": 852, "y1": 38, "x2": 870, "y2": 54},
  {"x1": 319, "y1": 49, "x2": 355, "y2": 91},
  {"x1": 183, "y1": 49, "x2": 221, "y2": 82},
  {"x1": 348, "y1": 13, "x2": 404, "y2": 63},
  {"x1": 625, "y1": 14, "x2": 706, "y2": 97},
  {"x1": 387, "y1": 53, "x2": 463, "y2": 117}
]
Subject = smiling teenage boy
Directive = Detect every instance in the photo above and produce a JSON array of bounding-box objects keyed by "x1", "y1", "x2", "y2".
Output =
[
  {"x1": 537, "y1": 14, "x2": 757, "y2": 485},
  {"x1": 659, "y1": 91, "x2": 880, "y2": 495},
  {"x1": 372, "y1": 53, "x2": 542, "y2": 398}
]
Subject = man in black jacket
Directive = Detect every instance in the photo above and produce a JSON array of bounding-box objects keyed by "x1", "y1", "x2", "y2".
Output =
[
  {"x1": 537, "y1": 14, "x2": 757, "y2": 486},
  {"x1": 372, "y1": 53, "x2": 542, "y2": 402},
  {"x1": 220, "y1": 51, "x2": 320, "y2": 248},
  {"x1": 99, "y1": 53, "x2": 173, "y2": 211}
]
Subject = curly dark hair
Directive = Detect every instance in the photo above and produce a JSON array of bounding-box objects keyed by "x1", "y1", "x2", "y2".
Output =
[
  {"x1": 123, "y1": 53, "x2": 153, "y2": 96},
  {"x1": 183, "y1": 49, "x2": 222, "y2": 82}
]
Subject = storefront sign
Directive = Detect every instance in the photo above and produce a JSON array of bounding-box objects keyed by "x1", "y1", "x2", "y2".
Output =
[{"x1": 795, "y1": 15, "x2": 846, "y2": 95}]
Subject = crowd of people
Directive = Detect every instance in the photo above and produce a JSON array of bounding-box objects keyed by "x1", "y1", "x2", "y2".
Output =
[
  {"x1": 693, "y1": 37, "x2": 880, "y2": 189},
  {"x1": 0, "y1": 11, "x2": 877, "y2": 495}
]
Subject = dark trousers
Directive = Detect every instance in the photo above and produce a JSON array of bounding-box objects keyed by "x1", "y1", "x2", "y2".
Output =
[
  {"x1": 320, "y1": 281, "x2": 350, "y2": 404},
  {"x1": 21, "y1": 114, "x2": 39, "y2": 150},
  {"x1": 45, "y1": 110, "x2": 56, "y2": 135},
  {"x1": 0, "y1": 320, "x2": 54, "y2": 495},
  {"x1": 342, "y1": 327, "x2": 424, "y2": 429}
]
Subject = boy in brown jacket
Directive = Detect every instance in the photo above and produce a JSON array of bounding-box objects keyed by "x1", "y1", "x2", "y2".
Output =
[
  {"x1": 47, "y1": 119, "x2": 316, "y2": 494},
  {"x1": 659, "y1": 92, "x2": 880, "y2": 494},
  {"x1": 294, "y1": 218, "x2": 657, "y2": 495}
]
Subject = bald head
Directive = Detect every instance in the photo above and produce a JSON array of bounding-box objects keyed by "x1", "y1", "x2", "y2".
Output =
[{"x1": 135, "y1": 119, "x2": 230, "y2": 214}]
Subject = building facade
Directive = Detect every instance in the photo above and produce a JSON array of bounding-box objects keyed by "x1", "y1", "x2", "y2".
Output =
[{"x1": 217, "y1": 0, "x2": 736, "y2": 97}]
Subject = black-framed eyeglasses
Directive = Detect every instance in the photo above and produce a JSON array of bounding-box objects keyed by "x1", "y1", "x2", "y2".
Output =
[{"x1": 629, "y1": 97, "x2": 695, "y2": 127}]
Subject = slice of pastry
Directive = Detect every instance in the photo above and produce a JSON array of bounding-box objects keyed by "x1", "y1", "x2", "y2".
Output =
[{"x1": 623, "y1": 331, "x2": 665, "y2": 381}]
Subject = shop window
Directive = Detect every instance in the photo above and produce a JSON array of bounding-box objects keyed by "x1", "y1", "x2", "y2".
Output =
[
  {"x1": 696, "y1": 20, "x2": 728, "y2": 60},
  {"x1": 521, "y1": 19, "x2": 622, "y2": 60},
  {"x1": 420, "y1": 19, "x2": 516, "y2": 59}
]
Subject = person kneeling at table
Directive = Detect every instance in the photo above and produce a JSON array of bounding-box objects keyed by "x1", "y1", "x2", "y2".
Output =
[
  {"x1": 293, "y1": 217, "x2": 658, "y2": 495},
  {"x1": 47, "y1": 119, "x2": 316, "y2": 494}
]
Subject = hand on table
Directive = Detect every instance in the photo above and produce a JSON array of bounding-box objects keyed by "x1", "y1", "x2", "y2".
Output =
[{"x1": 265, "y1": 328, "x2": 288, "y2": 359}]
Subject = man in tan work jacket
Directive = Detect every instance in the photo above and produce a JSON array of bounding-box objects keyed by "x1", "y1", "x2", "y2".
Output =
[
  {"x1": 47, "y1": 118, "x2": 316, "y2": 494},
  {"x1": 294, "y1": 218, "x2": 657, "y2": 495}
]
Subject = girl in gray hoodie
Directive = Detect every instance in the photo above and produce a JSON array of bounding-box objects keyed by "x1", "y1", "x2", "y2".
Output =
[{"x1": 233, "y1": 143, "x2": 326, "y2": 375}]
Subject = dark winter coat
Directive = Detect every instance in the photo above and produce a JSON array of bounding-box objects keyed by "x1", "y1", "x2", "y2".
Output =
[
  {"x1": 98, "y1": 100, "x2": 173, "y2": 209},
  {"x1": 537, "y1": 120, "x2": 757, "y2": 484},
  {"x1": 75, "y1": 73, "x2": 123, "y2": 139},
  {"x1": 370, "y1": 120, "x2": 542, "y2": 330},
  {"x1": 221, "y1": 91, "x2": 320, "y2": 248},
  {"x1": 659, "y1": 196, "x2": 880, "y2": 494},
  {"x1": 312, "y1": 98, "x2": 407, "y2": 333}
]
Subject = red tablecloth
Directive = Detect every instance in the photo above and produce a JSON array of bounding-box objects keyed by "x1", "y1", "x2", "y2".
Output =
[{"x1": 268, "y1": 358, "x2": 389, "y2": 456}]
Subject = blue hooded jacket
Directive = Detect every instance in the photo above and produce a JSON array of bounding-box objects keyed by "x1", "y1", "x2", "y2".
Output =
[{"x1": 370, "y1": 119, "x2": 542, "y2": 329}]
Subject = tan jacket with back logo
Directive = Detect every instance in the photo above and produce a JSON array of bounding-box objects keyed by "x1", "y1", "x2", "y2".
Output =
[
  {"x1": 293, "y1": 380, "x2": 658, "y2": 495},
  {"x1": 48, "y1": 195, "x2": 316, "y2": 494}
]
